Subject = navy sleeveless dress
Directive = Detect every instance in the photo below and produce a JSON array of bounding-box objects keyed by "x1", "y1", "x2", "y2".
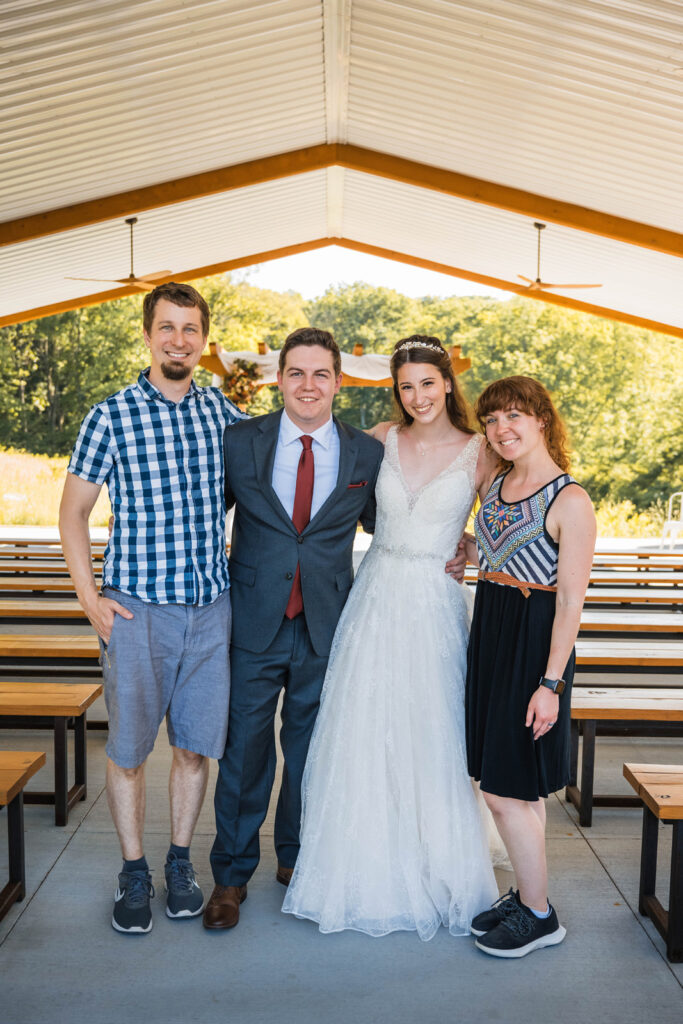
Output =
[{"x1": 466, "y1": 471, "x2": 580, "y2": 801}]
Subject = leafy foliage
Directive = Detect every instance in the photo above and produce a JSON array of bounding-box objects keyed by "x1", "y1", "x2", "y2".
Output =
[{"x1": 1, "y1": 276, "x2": 680, "y2": 508}]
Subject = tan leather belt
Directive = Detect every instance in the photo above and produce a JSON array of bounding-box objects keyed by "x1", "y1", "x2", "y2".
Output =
[{"x1": 477, "y1": 569, "x2": 557, "y2": 599}]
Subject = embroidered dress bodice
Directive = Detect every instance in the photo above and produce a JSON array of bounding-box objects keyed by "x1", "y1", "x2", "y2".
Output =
[
  {"x1": 475, "y1": 471, "x2": 576, "y2": 586},
  {"x1": 371, "y1": 426, "x2": 484, "y2": 561}
]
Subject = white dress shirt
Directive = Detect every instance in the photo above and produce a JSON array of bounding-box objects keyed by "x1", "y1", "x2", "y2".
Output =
[{"x1": 272, "y1": 410, "x2": 340, "y2": 520}]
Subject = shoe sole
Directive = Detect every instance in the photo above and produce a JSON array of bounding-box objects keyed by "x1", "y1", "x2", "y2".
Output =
[
  {"x1": 202, "y1": 889, "x2": 247, "y2": 930},
  {"x1": 475, "y1": 925, "x2": 566, "y2": 958},
  {"x1": 111, "y1": 916, "x2": 153, "y2": 934},
  {"x1": 166, "y1": 903, "x2": 204, "y2": 919},
  {"x1": 470, "y1": 926, "x2": 488, "y2": 937}
]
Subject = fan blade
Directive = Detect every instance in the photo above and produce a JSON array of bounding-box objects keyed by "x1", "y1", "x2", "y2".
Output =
[
  {"x1": 536, "y1": 283, "x2": 603, "y2": 290},
  {"x1": 137, "y1": 270, "x2": 172, "y2": 281},
  {"x1": 65, "y1": 276, "x2": 123, "y2": 284}
]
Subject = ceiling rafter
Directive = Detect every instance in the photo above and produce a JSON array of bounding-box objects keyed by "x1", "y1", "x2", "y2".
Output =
[
  {"x1": 3, "y1": 145, "x2": 683, "y2": 262},
  {"x1": 2, "y1": 236, "x2": 682, "y2": 342}
]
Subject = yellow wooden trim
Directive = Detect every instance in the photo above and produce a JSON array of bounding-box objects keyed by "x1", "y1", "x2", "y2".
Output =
[
  {"x1": 334, "y1": 238, "x2": 683, "y2": 341},
  {"x1": 3, "y1": 144, "x2": 683, "y2": 259},
  {"x1": 3, "y1": 234, "x2": 683, "y2": 342}
]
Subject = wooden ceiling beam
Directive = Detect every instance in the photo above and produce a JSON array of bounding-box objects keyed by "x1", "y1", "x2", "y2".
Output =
[
  {"x1": 3, "y1": 145, "x2": 683, "y2": 260},
  {"x1": 2, "y1": 235, "x2": 682, "y2": 342},
  {"x1": 334, "y1": 238, "x2": 683, "y2": 340}
]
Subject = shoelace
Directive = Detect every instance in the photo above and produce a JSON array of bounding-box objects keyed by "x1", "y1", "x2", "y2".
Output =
[
  {"x1": 125, "y1": 871, "x2": 155, "y2": 906},
  {"x1": 166, "y1": 856, "x2": 197, "y2": 894},
  {"x1": 499, "y1": 902, "x2": 534, "y2": 939},
  {"x1": 491, "y1": 887, "x2": 517, "y2": 916}
]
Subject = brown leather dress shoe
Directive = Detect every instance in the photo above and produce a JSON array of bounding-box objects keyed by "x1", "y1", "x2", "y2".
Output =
[
  {"x1": 202, "y1": 884, "x2": 247, "y2": 930},
  {"x1": 276, "y1": 864, "x2": 294, "y2": 887}
]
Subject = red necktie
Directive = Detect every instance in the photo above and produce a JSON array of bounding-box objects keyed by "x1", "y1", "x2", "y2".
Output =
[{"x1": 284, "y1": 435, "x2": 314, "y2": 619}]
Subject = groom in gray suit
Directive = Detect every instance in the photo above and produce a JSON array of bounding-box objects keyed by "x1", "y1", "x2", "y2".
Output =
[{"x1": 204, "y1": 327, "x2": 384, "y2": 929}]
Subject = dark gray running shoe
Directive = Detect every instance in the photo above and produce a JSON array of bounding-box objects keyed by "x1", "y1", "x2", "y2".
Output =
[
  {"x1": 475, "y1": 901, "x2": 566, "y2": 958},
  {"x1": 471, "y1": 888, "x2": 520, "y2": 937},
  {"x1": 165, "y1": 853, "x2": 204, "y2": 919},
  {"x1": 112, "y1": 869, "x2": 154, "y2": 934}
]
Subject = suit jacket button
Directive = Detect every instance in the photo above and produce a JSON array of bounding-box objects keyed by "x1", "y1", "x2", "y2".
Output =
[
  {"x1": 285, "y1": 571, "x2": 293, "y2": 580},
  {"x1": 297, "y1": 536, "x2": 304, "y2": 544}
]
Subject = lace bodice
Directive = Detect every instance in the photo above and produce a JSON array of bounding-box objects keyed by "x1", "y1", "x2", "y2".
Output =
[{"x1": 371, "y1": 427, "x2": 484, "y2": 561}]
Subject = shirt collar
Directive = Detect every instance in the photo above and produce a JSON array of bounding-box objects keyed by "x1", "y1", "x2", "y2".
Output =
[
  {"x1": 279, "y1": 409, "x2": 336, "y2": 450},
  {"x1": 137, "y1": 368, "x2": 200, "y2": 407}
]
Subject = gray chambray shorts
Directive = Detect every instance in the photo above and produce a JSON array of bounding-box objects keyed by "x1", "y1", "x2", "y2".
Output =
[{"x1": 100, "y1": 587, "x2": 231, "y2": 769}]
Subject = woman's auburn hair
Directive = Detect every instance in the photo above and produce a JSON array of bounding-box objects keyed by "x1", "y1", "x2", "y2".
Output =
[
  {"x1": 390, "y1": 335, "x2": 474, "y2": 434},
  {"x1": 474, "y1": 375, "x2": 571, "y2": 472}
]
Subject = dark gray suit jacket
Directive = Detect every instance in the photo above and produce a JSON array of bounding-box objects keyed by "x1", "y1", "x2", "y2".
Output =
[{"x1": 224, "y1": 410, "x2": 384, "y2": 657}]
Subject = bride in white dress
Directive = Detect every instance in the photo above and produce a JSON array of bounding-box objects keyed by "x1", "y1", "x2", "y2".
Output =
[{"x1": 282, "y1": 336, "x2": 499, "y2": 940}]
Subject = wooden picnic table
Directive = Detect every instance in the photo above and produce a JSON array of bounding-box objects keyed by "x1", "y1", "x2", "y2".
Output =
[
  {"x1": 0, "y1": 599, "x2": 86, "y2": 619},
  {"x1": 567, "y1": 688, "x2": 683, "y2": 827},
  {"x1": 587, "y1": 571, "x2": 683, "y2": 587},
  {"x1": 0, "y1": 635, "x2": 100, "y2": 659},
  {"x1": 0, "y1": 561, "x2": 80, "y2": 576},
  {"x1": 579, "y1": 611, "x2": 683, "y2": 634},
  {"x1": 0, "y1": 576, "x2": 79, "y2": 593},
  {"x1": 0, "y1": 545, "x2": 104, "y2": 561},
  {"x1": 582, "y1": 587, "x2": 683, "y2": 606},
  {"x1": 591, "y1": 556, "x2": 683, "y2": 570},
  {"x1": 575, "y1": 639, "x2": 683, "y2": 668}
]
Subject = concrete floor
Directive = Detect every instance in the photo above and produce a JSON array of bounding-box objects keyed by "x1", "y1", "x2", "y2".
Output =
[{"x1": 1, "y1": 724, "x2": 682, "y2": 1024}]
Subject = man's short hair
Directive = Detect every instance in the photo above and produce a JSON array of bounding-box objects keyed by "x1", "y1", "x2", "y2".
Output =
[
  {"x1": 278, "y1": 327, "x2": 341, "y2": 378},
  {"x1": 142, "y1": 282, "x2": 211, "y2": 337}
]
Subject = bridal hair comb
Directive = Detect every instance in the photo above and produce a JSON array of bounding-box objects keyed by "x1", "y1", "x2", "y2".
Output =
[{"x1": 395, "y1": 340, "x2": 444, "y2": 354}]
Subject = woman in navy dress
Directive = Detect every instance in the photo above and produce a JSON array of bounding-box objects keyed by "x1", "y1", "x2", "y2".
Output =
[{"x1": 465, "y1": 376, "x2": 595, "y2": 959}]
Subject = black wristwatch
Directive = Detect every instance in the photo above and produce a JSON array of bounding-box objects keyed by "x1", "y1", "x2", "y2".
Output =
[{"x1": 539, "y1": 676, "x2": 566, "y2": 696}]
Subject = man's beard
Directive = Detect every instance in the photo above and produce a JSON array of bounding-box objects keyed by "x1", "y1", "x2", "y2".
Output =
[{"x1": 161, "y1": 360, "x2": 192, "y2": 381}]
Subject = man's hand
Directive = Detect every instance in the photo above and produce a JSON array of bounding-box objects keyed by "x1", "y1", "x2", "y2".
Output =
[
  {"x1": 83, "y1": 595, "x2": 133, "y2": 644},
  {"x1": 445, "y1": 539, "x2": 468, "y2": 583},
  {"x1": 526, "y1": 686, "x2": 559, "y2": 741}
]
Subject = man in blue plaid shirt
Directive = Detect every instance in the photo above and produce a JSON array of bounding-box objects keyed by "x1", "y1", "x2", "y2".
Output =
[{"x1": 60, "y1": 282, "x2": 244, "y2": 933}]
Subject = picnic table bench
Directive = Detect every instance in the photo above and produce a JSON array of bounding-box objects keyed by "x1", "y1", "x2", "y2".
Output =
[
  {"x1": 574, "y1": 639, "x2": 683, "y2": 669},
  {"x1": 0, "y1": 576, "x2": 79, "y2": 593},
  {"x1": 566, "y1": 688, "x2": 683, "y2": 826},
  {"x1": 579, "y1": 611, "x2": 683, "y2": 634},
  {"x1": 0, "y1": 682, "x2": 102, "y2": 825},
  {"x1": 623, "y1": 762, "x2": 683, "y2": 962},
  {"x1": 0, "y1": 599, "x2": 86, "y2": 621},
  {"x1": 0, "y1": 751, "x2": 46, "y2": 921}
]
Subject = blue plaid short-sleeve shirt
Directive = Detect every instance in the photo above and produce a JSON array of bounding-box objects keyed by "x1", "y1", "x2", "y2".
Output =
[{"x1": 68, "y1": 370, "x2": 245, "y2": 605}]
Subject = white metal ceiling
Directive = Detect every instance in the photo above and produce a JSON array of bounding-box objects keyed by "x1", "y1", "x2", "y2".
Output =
[{"x1": 2, "y1": 0, "x2": 683, "y2": 332}]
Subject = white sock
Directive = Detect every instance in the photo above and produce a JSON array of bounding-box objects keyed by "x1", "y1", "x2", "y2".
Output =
[{"x1": 530, "y1": 903, "x2": 552, "y2": 919}]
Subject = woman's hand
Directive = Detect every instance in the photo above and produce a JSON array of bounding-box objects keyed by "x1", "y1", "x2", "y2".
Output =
[{"x1": 526, "y1": 685, "x2": 559, "y2": 740}]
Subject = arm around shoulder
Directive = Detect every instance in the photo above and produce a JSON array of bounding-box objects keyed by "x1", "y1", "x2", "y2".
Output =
[{"x1": 365, "y1": 420, "x2": 394, "y2": 444}]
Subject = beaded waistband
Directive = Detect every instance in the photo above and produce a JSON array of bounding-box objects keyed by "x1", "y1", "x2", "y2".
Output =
[{"x1": 477, "y1": 569, "x2": 557, "y2": 599}]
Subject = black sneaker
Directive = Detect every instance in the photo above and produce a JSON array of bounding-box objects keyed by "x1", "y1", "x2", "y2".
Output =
[
  {"x1": 471, "y1": 888, "x2": 521, "y2": 937},
  {"x1": 112, "y1": 869, "x2": 154, "y2": 934},
  {"x1": 475, "y1": 901, "x2": 566, "y2": 958},
  {"x1": 165, "y1": 853, "x2": 204, "y2": 919}
]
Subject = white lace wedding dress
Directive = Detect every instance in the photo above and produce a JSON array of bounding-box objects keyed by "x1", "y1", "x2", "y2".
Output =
[{"x1": 282, "y1": 427, "x2": 499, "y2": 939}]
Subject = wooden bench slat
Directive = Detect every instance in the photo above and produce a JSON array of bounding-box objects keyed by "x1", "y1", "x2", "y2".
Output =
[
  {"x1": 0, "y1": 752, "x2": 46, "y2": 804},
  {"x1": 0, "y1": 682, "x2": 102, "y2": 715},
  {"x1": 0, "y1": 636, "x2": 100, "y2": 658},
  {"x1": 572, "y1": 687, "x2": 683, "y2": 720},
  {"x1": 0, "y1": 599, "x2": 85, "y2": 618}
]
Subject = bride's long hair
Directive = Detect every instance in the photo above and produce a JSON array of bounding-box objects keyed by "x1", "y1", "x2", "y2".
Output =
[{"x1": 390, "y1": 335, "x2": 474, "y2": 434}]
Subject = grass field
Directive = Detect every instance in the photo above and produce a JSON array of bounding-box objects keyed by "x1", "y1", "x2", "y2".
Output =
[
  {"x1": 0, "y1": 448, "x2": 665, "y2": 536},
  {"x1": 0, "y1": 449, "x2": 112, "y2": 526}
]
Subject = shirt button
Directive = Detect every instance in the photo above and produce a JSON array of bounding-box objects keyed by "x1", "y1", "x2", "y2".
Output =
[
  {"x1": 297, "y1": 536, "x2": 304, "y2": 544},
  {"x1": 285, "y1": 572, "x2": 293, "y2": 580}
]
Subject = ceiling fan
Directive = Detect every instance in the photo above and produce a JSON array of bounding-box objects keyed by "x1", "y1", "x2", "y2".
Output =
[
  {"x1": 66, "y1": 217, "x2": 171, "y2": 292},
  {"x1": 518, "y1": 222, "x2": 602, "y2": 291}
]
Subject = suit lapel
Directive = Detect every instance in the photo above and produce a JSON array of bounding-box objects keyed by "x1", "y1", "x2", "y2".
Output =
[
  {"x1": 253, "y1": 411, "x2": 298, "y2": 533},
  {"x1": 305, "y1": 417, "x2": 359, "y2": 532}
]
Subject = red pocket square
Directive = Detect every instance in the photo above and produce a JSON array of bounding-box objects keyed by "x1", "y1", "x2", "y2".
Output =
[{"x1": 348, "y1": 480, "x2": 368, "y2": 489}]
